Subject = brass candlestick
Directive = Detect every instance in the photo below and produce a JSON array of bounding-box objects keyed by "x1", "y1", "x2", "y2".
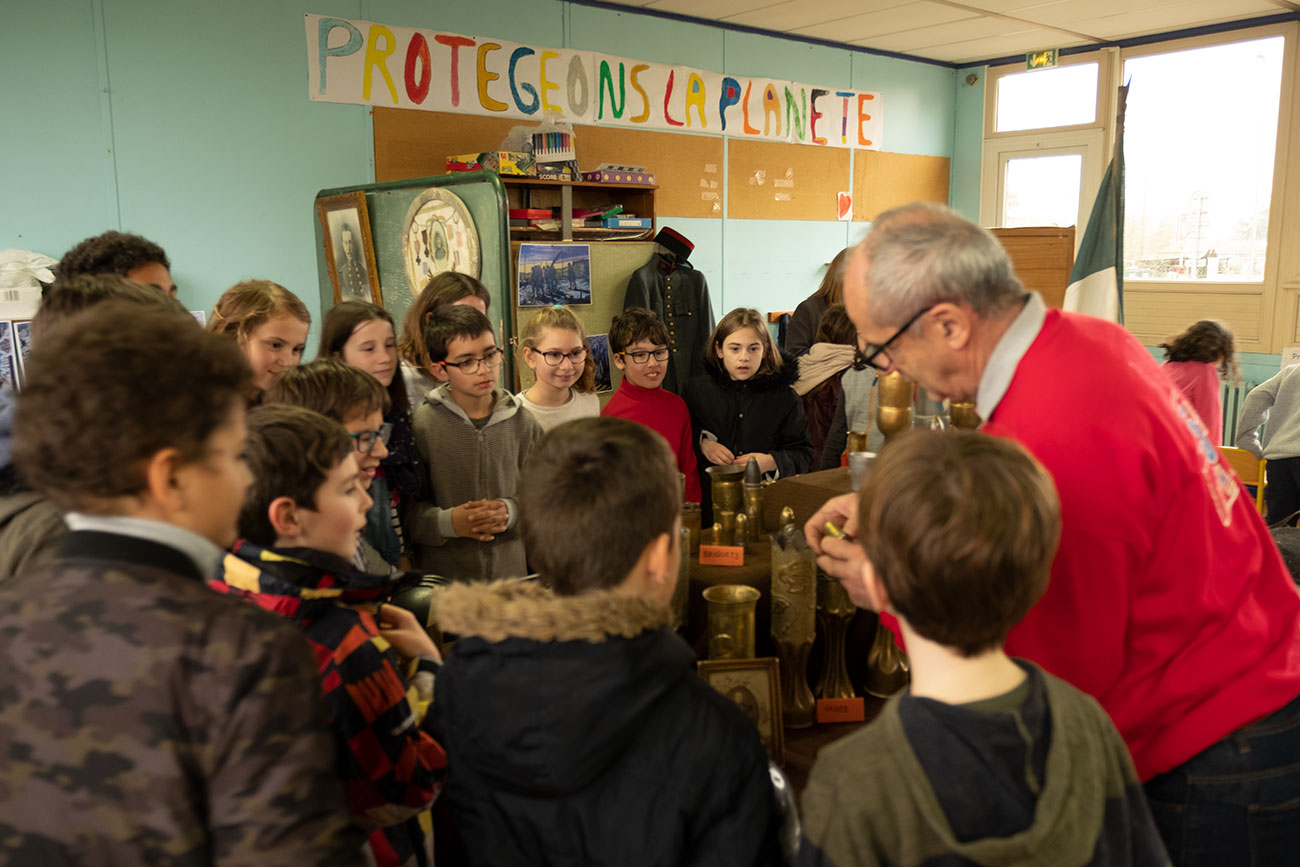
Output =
[
  {"x1": 815, "y1": 570, "x2": 857, "y2": 700},
  {"x1": 703, "y1": 584, "x2": 760, "y2": 659},
  {"x1": 876, "y1": 371, "x2": 914, "y2": 441},
  {"x1": 771, "y1": 514, "x2": 817, "y2": 728}
]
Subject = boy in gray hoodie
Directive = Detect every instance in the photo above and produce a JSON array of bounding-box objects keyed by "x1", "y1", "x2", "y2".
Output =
[{"x1": 408, "y1": 304, "x2": 542, "y2": 579}]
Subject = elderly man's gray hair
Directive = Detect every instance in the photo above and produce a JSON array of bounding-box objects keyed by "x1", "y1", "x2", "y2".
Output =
[{"x1": 856, "y1": 203, "x2": 1025, "y2": 328}]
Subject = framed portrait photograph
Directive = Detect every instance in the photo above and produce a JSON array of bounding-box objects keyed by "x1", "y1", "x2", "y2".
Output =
[
  {"x1": 697, "y1": 657, "x2": 784, "y2": 763},
  {"x1": 316, "y1": 191, "x2": 382, "y2": 306}
]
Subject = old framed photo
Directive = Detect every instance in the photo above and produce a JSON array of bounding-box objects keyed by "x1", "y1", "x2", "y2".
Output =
[
  {"x1": 317, "y1": 191, "x2": 382, "y2": 306},
  {"x1": 697, "y1": 657, "x2": 783, "y2": 763}
]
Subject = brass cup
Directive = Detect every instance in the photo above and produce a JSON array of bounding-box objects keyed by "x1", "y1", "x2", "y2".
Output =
[
  {"x1": 876, "y1": 405, "x2": 914, "y2": 440},
  {"x1": 949, "y1": 401, "x2": 981, "y2": 430},
  {"x1": 703, "y1": 584, "x2": 760, "y2": 659},
  {"x1": 846, "y1": 430, "x2": 869, "y2": 454},
  {"x1": 878, "y1": 370, "x2": 912, "y2": 405}
]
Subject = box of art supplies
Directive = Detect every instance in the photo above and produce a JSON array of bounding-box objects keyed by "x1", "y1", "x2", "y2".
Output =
[
  {"x1": 446, "y1": 151, "x2": 536, "y2": 176},
  {"x1": 582, "y1": 163, "x2": 656, "y2": 186},
  {"x1": 536, "y1": 165, "x2": 580, "y2": 182},
  {"x1": 602, "y1": 217, "x2": 652, "y2": 229}
]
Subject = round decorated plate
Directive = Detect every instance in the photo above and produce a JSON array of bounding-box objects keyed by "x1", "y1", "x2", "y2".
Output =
[{"x1": 402, "y1": 186, "x2": 480, "y2": 292}]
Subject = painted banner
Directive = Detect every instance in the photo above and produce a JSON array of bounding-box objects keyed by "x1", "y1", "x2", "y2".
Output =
[{"x1": 306, "y1": 14, "x2": 882, "y2": 150}]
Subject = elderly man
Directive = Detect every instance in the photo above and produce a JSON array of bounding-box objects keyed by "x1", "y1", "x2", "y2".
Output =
[{"x1": 808, "y1": 203, "x2": 1300, "y2": 865}]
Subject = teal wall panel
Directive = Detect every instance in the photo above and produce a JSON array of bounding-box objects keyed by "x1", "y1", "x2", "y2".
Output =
[
  {"x1": 851, "y1": 53, "x2": 954, "y2": 158},
  {"x1": 950, "y1": 65, "x2": 985, "y2": 220},
  {"x1": 721, "y1": 220, "x2": 850, "y2": 317},
  {"x1": 568, "y1": 4, "x2": 720, "y2": 64},
  {"x1": 723, "y1": 31, "x2": 852, "y2": 88},
  {"x1": 0, "y1": 0, "x2": 115, "y2": 256}
]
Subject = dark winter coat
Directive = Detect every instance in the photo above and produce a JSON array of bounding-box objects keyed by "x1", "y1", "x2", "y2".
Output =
[
  {"x1": 683, "y1": 359, "x2": 814, "y2": 520},
  {"x1": 432, "y1": 580, "x2": 783, "y2": 867},
  {"x1": 624, "y1": 253, "x2": 715, "y2": 395},
  {"x1": 785, "y1": 294, "x2": 829, "y2": 359}
]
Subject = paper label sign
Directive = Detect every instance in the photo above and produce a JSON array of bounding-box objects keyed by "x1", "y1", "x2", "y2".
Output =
[
  {"x1": 699, "y1": 545, "x2": 744, "y2": 566},
  {"x1": 816, "y1": 697, "x2": 866, "y2": 723},
  {"x1": 1281, "y1": 346, "x2": 1300, "y2": 370}
]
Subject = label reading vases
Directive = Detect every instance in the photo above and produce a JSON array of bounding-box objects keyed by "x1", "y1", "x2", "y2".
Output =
[
  {"x1": 699, "y1": 545, "x2": 744, "y2": 566},
  {"x1": 816, "y1": 697, "x2": 866, "y2": 723}
]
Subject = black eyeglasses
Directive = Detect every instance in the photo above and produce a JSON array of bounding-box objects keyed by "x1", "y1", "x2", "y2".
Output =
[
  {"x1": 536, "y1": 347, "x2": 588, "y2": 367},
  {"x1": 858, "y1": 304, "x2": 936, "y2": 371},
  {"x1": 439, "y1": 347, "x2": 504, "y2": 373},
  {"x1": 349, "y1": 423, "x2": 393, "y2": 454},
  {"x1": 619, "y1": 348, "x2": 670, "y2": 365}
]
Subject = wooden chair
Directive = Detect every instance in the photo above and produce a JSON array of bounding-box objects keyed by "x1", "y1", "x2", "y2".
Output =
[{"x1": 1219, "y1": 447, "x2": 1267, "y2": 515}]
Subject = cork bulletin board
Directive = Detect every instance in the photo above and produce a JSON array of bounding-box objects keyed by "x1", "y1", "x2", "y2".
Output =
[
  {"x1": 373, "y1": 109, "x2": 723, "y2": 218},
  {"x1": 726, "y1": 139, "x2": 850, "y2": 221},
  {"x1": 853, "y1": 151, "x2": 950, "y2": 222}
]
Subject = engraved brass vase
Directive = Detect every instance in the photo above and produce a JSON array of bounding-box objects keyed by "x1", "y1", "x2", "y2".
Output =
[
  {"x1": 706, "y1": 464, "x2": 745, "y2": 515},
  {"x1": 864, "y1": 620, "x2": 911, "y2": 697},
  {"x1": 771, "y1": 537, "x2": 817, "y2": 728},
  {"x1": 876, "y1": 371, "x2": 914, "y2": 441},
  {"x1": 703, "y1": 584, "x2": 760, "y2": 660}
]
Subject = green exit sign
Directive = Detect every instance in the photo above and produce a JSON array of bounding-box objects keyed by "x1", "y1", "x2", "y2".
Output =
[{"x1": 1026, "y1": 49, "x2": 1058, "y2": 70}]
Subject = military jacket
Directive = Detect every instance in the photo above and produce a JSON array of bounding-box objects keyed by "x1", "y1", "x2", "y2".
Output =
[
  {"x1": 624, "y1": 253, "x2": 715, "y2": 395},
  {"x1": 0, "y1": 530, "x2": 364, "y2": 866}
]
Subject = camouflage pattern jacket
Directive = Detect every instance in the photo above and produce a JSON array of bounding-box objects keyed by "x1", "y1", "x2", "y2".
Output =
[
  {"x1": 0, "y1": 530, "x2": 365, "y2": 866},
  {"x1": 210, "y1": 542, "x2": 447, "y2": 867}
]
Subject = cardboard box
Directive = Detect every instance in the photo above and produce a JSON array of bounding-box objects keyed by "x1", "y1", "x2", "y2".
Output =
[
  {"x1": 581, "y1": 169, "x2": 656, "y2": 186},
  {"x1": 446, "y1": 151, "x2": 536, "y2": 177},
  {"x1": 602, "y1": 217, "x2": 652, "y2": 229}
]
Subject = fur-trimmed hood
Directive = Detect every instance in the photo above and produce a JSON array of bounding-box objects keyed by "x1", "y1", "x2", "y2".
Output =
[
  {"x1": 434, "y1": 579, "x2": 671, "y2": 643},
  {"x1": 433, "y1": 579, "x2": 695, "y2": 797},
  {"x1": 703, "y1": 350, "x2": 801, "y2": 393}
]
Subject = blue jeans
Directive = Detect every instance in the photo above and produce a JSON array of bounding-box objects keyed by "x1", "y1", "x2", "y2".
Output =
[{"x1": 1143, "y1": 692, "x2": 1300, "y2": 866}]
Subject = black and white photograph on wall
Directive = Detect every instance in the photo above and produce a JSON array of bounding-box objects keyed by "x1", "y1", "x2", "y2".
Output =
[
  {"x1": 588, "y1": 333, "x2": 612, "y2": 392},
  {"x1": 517, "y1": 244, "x2": 591, "y2": 307},
  {"x1": 316, "y1": 191, "x2": 382, "y2": 306}
]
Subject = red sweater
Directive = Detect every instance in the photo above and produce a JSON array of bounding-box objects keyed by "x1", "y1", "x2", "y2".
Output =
[
  {"x1": 983, "y1": 309, "x2": 1300, "y2": 780},
  {"x1": 602, "y1": 380, "x2": 702, "y2": 503},
  {"x1": 1161, "y1": 360, "x2": 1223, "y2": 445}
]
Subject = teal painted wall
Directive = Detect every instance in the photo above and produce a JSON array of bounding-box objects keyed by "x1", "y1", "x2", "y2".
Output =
[
  {"x1": 950, "y1": 66, "x2": 985, "y2": 220},
  {"x1": 1, "y1": 0, "x2": 957, "y2": 334}
]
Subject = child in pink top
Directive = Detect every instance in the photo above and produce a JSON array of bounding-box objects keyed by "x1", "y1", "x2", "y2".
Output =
[{"x1": 1159, "y1": 320, "x2": 1238, "y2": 445}]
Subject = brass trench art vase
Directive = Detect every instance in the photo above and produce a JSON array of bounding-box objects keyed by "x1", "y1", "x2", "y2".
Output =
[
  {"x1": 703, "y1": 584, "x2": 760, "y2": 660},
  {"x1": 876, "y1": 371, "x2": 914, "y2": 441},
  {"x1": 815, "y1": 570, "x2": 857, "y2": 700},
  {"x1": 770, "y1": 507, "x2": 817, "y2": 728}
]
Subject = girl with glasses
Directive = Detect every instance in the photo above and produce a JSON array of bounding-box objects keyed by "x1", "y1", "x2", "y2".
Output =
[{"x1": 516, "y1": 306, "x2": 600, "y2": 432}]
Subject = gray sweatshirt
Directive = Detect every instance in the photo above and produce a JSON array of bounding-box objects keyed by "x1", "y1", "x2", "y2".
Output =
[
  {"x1": 1236, "y1": 364, "x2": 1300, "y2": 460},
  {"x1": 408, "y1": 384, "x2": 543, "y2": 581}
]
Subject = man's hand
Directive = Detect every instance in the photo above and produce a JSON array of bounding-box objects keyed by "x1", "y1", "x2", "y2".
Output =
[
  {"x1": 376, "y1": 603, "x2": 439, "y2": 660},
  {"x1": 451, "y1": 499, "x2": 506, "y2": 541},
  {"x1": 702, "y1": 439, "x2": 735, "y2": 466},
  {"x1": 805, "y1": 492, "x2": 869, "y2": 587}
]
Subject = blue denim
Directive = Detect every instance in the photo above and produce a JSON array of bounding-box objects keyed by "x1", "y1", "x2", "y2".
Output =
[{"x1": 1143, "y1": 691, "x2": 1300, "y2": 866}]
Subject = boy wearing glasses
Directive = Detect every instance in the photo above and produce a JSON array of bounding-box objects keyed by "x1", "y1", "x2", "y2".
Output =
[
  {"x1": 601, "y1": 307, "x2": 702, "y2": 503},
  {"x1": 409, "y1": 304, "x2": 542, "y2": 579},
  {"x1": 211, "y1": 404, "x2": 448, "y2": 867},
  {"x1": 264, "y1": 359, "x2": 396, "y2": 574}
]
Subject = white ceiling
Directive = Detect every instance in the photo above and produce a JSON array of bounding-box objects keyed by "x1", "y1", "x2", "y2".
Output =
[{"x1": 596, "y1": 0, "x2": 1299, "y2": 64}]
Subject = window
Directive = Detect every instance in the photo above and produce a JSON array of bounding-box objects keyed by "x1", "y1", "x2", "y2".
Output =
[
  {"x1": 995, "y1": 63, "x2": 1099, "y2": 132},
  {"x1": 1122, "y1": 37, "x2": 1284, "y2": 282},
  {"x1": 1001, "y1": 153, "x2": 1083, "y2": 228}
]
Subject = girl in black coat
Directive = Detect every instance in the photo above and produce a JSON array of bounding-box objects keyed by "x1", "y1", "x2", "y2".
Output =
[{"x1": 684, "y1": 308, "x2": 814, "y2": 521}]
